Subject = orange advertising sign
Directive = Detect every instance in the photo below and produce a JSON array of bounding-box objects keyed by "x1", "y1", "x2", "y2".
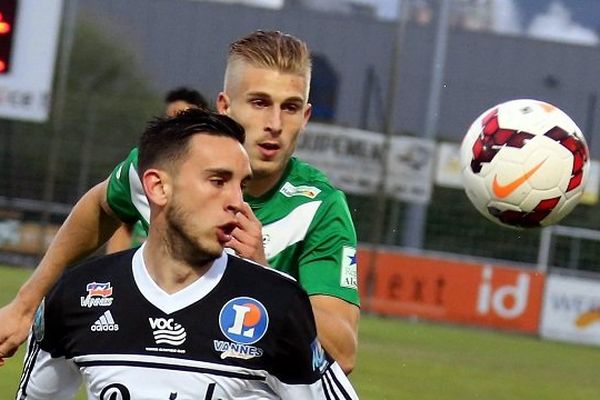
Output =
[{"x1": 358, "y1": 249, "x2": 544, "y2": 333}]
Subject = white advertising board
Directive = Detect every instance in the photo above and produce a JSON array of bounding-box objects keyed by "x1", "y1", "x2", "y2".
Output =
[
  {"x1": 385, "y1": 135, "x2": 435, "y2": 204},
  {"x1": 296, "y1": 123, "x2": 434, "y2": 203},
  {"x1": 295, "y1": 123, "x2": 383, "y2": 195},
  {"x1": 540, "y1": 274, "x2": 600, "y2": 346},
  {"x1": 434, "y1": 141, "x2": 463, "y2": 189},
  {"x1": 0, "y1": 0, "x2": 63, "y2": 122}
]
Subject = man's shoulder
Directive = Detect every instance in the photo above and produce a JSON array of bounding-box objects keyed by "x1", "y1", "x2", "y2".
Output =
[
  {"x1": 106, "y1": 147, "x2": 147, "y2": 224},
  {"x1": 59, "y1": 249, "x2": 136, "y2": 288},
  {"x1": 125, "y1": 147, "x2": 139, "y2": 165},
  {"x1": 288, "y1": 157, "x2": 331, "y2": 187},
  {"x1": 108, "y1": 147, "x2": 139, "y2": 179},
  {"x1": 225, "y1": 254, "x2": 303, "y2": 291},
  {"x1": 281, "y1": 157, "x2": 344, "y2": 201}
]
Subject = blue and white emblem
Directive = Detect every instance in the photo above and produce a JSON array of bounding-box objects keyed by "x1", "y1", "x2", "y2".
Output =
[
  {"x1": 33, "y1": 299, "x2": 45, "y2": 342},
  {"x1": 219, "y1": 297, "x2": 269, "y2": 345},
  {"x1": 311, "y1": 339, "x2": 329, "y2": 373}
]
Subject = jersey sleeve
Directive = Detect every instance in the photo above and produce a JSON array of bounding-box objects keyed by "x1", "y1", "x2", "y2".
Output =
[
  {"x1": 106, "y1": 147, "x2": 150, "y2": 229},
  {"x1": 16, "y1": 283, "x2": 82, "y2": 399},
  {"x1": 298, "y1": 189, "x2": 360, "y2": 306},
  {"x1": 268, "y1": 287, "x2": 359, "y2": 399}
]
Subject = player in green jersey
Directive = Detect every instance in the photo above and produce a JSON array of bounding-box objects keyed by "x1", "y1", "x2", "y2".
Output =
[{"x1": 0, "y1": 30, "x2": 359, "y2": 374}]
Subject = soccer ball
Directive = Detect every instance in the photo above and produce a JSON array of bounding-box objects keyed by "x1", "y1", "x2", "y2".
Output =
[{"x1": 460, "y1": 99, "x2": 589, "y2": 229}]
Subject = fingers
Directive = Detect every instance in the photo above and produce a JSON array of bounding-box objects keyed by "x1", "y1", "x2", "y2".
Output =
[
  {"x1": 0, "y1": 341, "x2": 19, "y2": 365},
  {"x1": 232, "y1": 202, "x2": 262, "y2": 244},
  {"x1": 227, "y1": 229, "x2": 265, "y2": 262},
  {"x1": 235, "y1": 202, "x2": 261, "y2": 230},
  {"x1": 225, "y1": 203, "x2": 267, "y2": 265},
  {"x1": 0, "y1": 302, "x2": 33, "y2": 365}
]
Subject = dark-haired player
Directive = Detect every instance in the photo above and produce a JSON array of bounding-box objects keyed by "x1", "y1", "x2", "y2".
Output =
[{"x1": 17, "y1": 109, "x2": 358, "y2": 399}]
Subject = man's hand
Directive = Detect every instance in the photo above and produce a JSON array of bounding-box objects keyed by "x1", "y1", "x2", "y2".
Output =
[
  {"x1": 0, "y1": 298, "x2": 35, "y2": 366},
  {"x1": 226, "y1": 202, "x2": 268, "y2": 265}
]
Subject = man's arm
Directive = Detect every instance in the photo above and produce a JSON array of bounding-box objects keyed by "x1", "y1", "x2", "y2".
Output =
[
  {"x1": 270, "y1": 284, "x2": 359, "y2": 399},
  {"x1": 310, "y1": 295, "x2": 359, "y2": 374},
  {"x1": 298, "y1": 190, "x2": 360, "y2": 375},
  {"x1": 0, "y1": 180, "x2": 120, "y2": 363},
  {"x1": 105, "y1": 223, "x2": 135, "y2": 254}
]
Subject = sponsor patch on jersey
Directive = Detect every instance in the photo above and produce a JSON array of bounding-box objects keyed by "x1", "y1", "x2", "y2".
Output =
[
  {"x1": 91, "y1": 310, "x2": 119, "y2": 332},
  {"x1": 213, "y1": 340, "x2": 264, "y2": 360},
  {"x1": 279, "y1": 182, "x2": 321, "y2": 199},
  {"x1": 81, "y1": 281, "x2": 114, "y2": 308},
  {"x1": 33, "y1": 298, "x2": 45, "y2": 342},
  {"x1": 147, "y1": 317, "x2": 187, "y2": 349},
  {"x1": 311, "y1": 339, "x2": 329, "y2": 373},
  {"x1": 340, "y1": 246, "x2": 358, "y2": 289},
  {"x1": 219, "y1": 297, "x2": 269, "y2": 345}
]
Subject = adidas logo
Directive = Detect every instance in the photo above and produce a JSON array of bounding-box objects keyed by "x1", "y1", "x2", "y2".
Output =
[{"x1": 91, "y1": 310, "x2": 119, "y2": 332}]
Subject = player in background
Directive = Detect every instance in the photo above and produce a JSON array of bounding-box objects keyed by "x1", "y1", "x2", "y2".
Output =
[
  {"x1": 0, "y1": 30, "x2": 360, "y2": 374},
  {"x1": 16, "y1": 108, "x2": 358, "y2": 399},
  {"x1": 164, "y1": 86, "x2": 210, "y2": 116},
  {"x1": 105, "y1": 86, "x2": 210, "y2": 254}
]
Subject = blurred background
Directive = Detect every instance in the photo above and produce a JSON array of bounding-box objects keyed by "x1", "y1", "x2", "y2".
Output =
[
  {"x1": 2, "y1": 0, "x2": 600, "y2": 398},
  {"x1": 2, "y1": 0, "x2": 600, "y2": 268}
]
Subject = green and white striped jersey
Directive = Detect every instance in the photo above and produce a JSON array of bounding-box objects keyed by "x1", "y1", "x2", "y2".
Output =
[{"x1": 107, "y1": 149, "x2": 359, "y2": 306}]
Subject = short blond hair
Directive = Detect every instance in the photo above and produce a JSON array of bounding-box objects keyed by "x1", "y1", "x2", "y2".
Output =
[{"x1": 224, "y1": 30, "x2": 312, "y2": 97}]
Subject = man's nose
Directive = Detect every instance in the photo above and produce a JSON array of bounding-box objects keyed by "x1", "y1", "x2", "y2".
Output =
[
  {"x1": 226, "y1": 187, "x2": 244, "y2": 213},
  {"x1": 266, "y1": 108, "x2": 283, "y2": 134}
]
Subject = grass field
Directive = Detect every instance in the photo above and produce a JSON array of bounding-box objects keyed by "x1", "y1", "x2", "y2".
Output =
[{"x1": 2, "y1": 264, "x2": 600, "y2": 399}]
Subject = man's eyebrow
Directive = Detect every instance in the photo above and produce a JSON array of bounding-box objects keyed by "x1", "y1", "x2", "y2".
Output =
[
  {"x1": 246, "y1": 91, "x2": 269, "y2": 98},
  {"x1": 205, "y1": 168, "x2": 233, "y2": 177},
  {"x1": 247, "y1": 91, "x2": 305, "y2": 104}
]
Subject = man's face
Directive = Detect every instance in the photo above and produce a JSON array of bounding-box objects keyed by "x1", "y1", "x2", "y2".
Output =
[
  {"x1": 218, "y1": 64, "x2": 311, "y2": 183},
  {"x1": 166, "y1": 100, "x2": 196, "y2": 118},
  {"x1": 164, "y1": 134, "x2": 251, "y2": 264}
]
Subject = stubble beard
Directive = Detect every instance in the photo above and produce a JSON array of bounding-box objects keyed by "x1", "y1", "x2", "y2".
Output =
[{"x1": 165, "y1": 201, "x2": 221, "y2": 267}]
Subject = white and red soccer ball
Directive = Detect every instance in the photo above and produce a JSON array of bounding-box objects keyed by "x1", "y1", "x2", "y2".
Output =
[{"x1": 460, "y1": 99, "x2": 589, "y2": 229}]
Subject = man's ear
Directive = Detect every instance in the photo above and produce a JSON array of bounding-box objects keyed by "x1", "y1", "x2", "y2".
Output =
[
  {"x1": 142, "y1": 169, "x2": 170, "y2": 207},
  {"x1": 302, "y1": 103, "x2": 312, "y2": 129},
  {"x1": 216, "y1": 92, "x2": 231, "y2": 115}
]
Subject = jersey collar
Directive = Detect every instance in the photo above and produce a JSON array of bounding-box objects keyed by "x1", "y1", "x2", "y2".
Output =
[{"x1": 132, "y1": 243, "x2": 228, "y2": 314}]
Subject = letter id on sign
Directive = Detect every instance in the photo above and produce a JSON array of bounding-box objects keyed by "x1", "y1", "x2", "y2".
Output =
[{"x1": 477, "y1": 266, "x2": 530, "y2": 319}]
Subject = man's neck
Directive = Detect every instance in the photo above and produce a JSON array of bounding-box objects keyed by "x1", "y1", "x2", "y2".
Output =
[
  {"x1": 246, "y1": 178, "x2": 275, "y2": 198},
  {"x1": 142, "y1": 237, "x2": 212, "y2": 294},
  {"x1": 245, "y1": 165, "x2": 288, "y2": 198}
]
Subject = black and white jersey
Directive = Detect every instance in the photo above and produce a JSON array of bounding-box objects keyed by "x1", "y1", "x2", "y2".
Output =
[{"x1": 16, "y1": 245, "x2": 358, "y2": 399}]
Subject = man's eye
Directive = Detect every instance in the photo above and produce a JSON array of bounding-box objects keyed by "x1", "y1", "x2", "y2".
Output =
[
  {"x1": 283, "y1": 103, "x2": 301, "y2": 113},
  {"x1": 251, "y1": 99, "x2": 268, "y2": 108},
  {"x1": 211, "y1": 178, "x2": 225, "y2": 187}
]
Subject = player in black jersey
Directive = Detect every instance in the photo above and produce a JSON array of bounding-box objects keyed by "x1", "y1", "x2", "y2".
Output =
[{"x1": 17, "y1": 109, "x2": 358, "y2": 399}]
